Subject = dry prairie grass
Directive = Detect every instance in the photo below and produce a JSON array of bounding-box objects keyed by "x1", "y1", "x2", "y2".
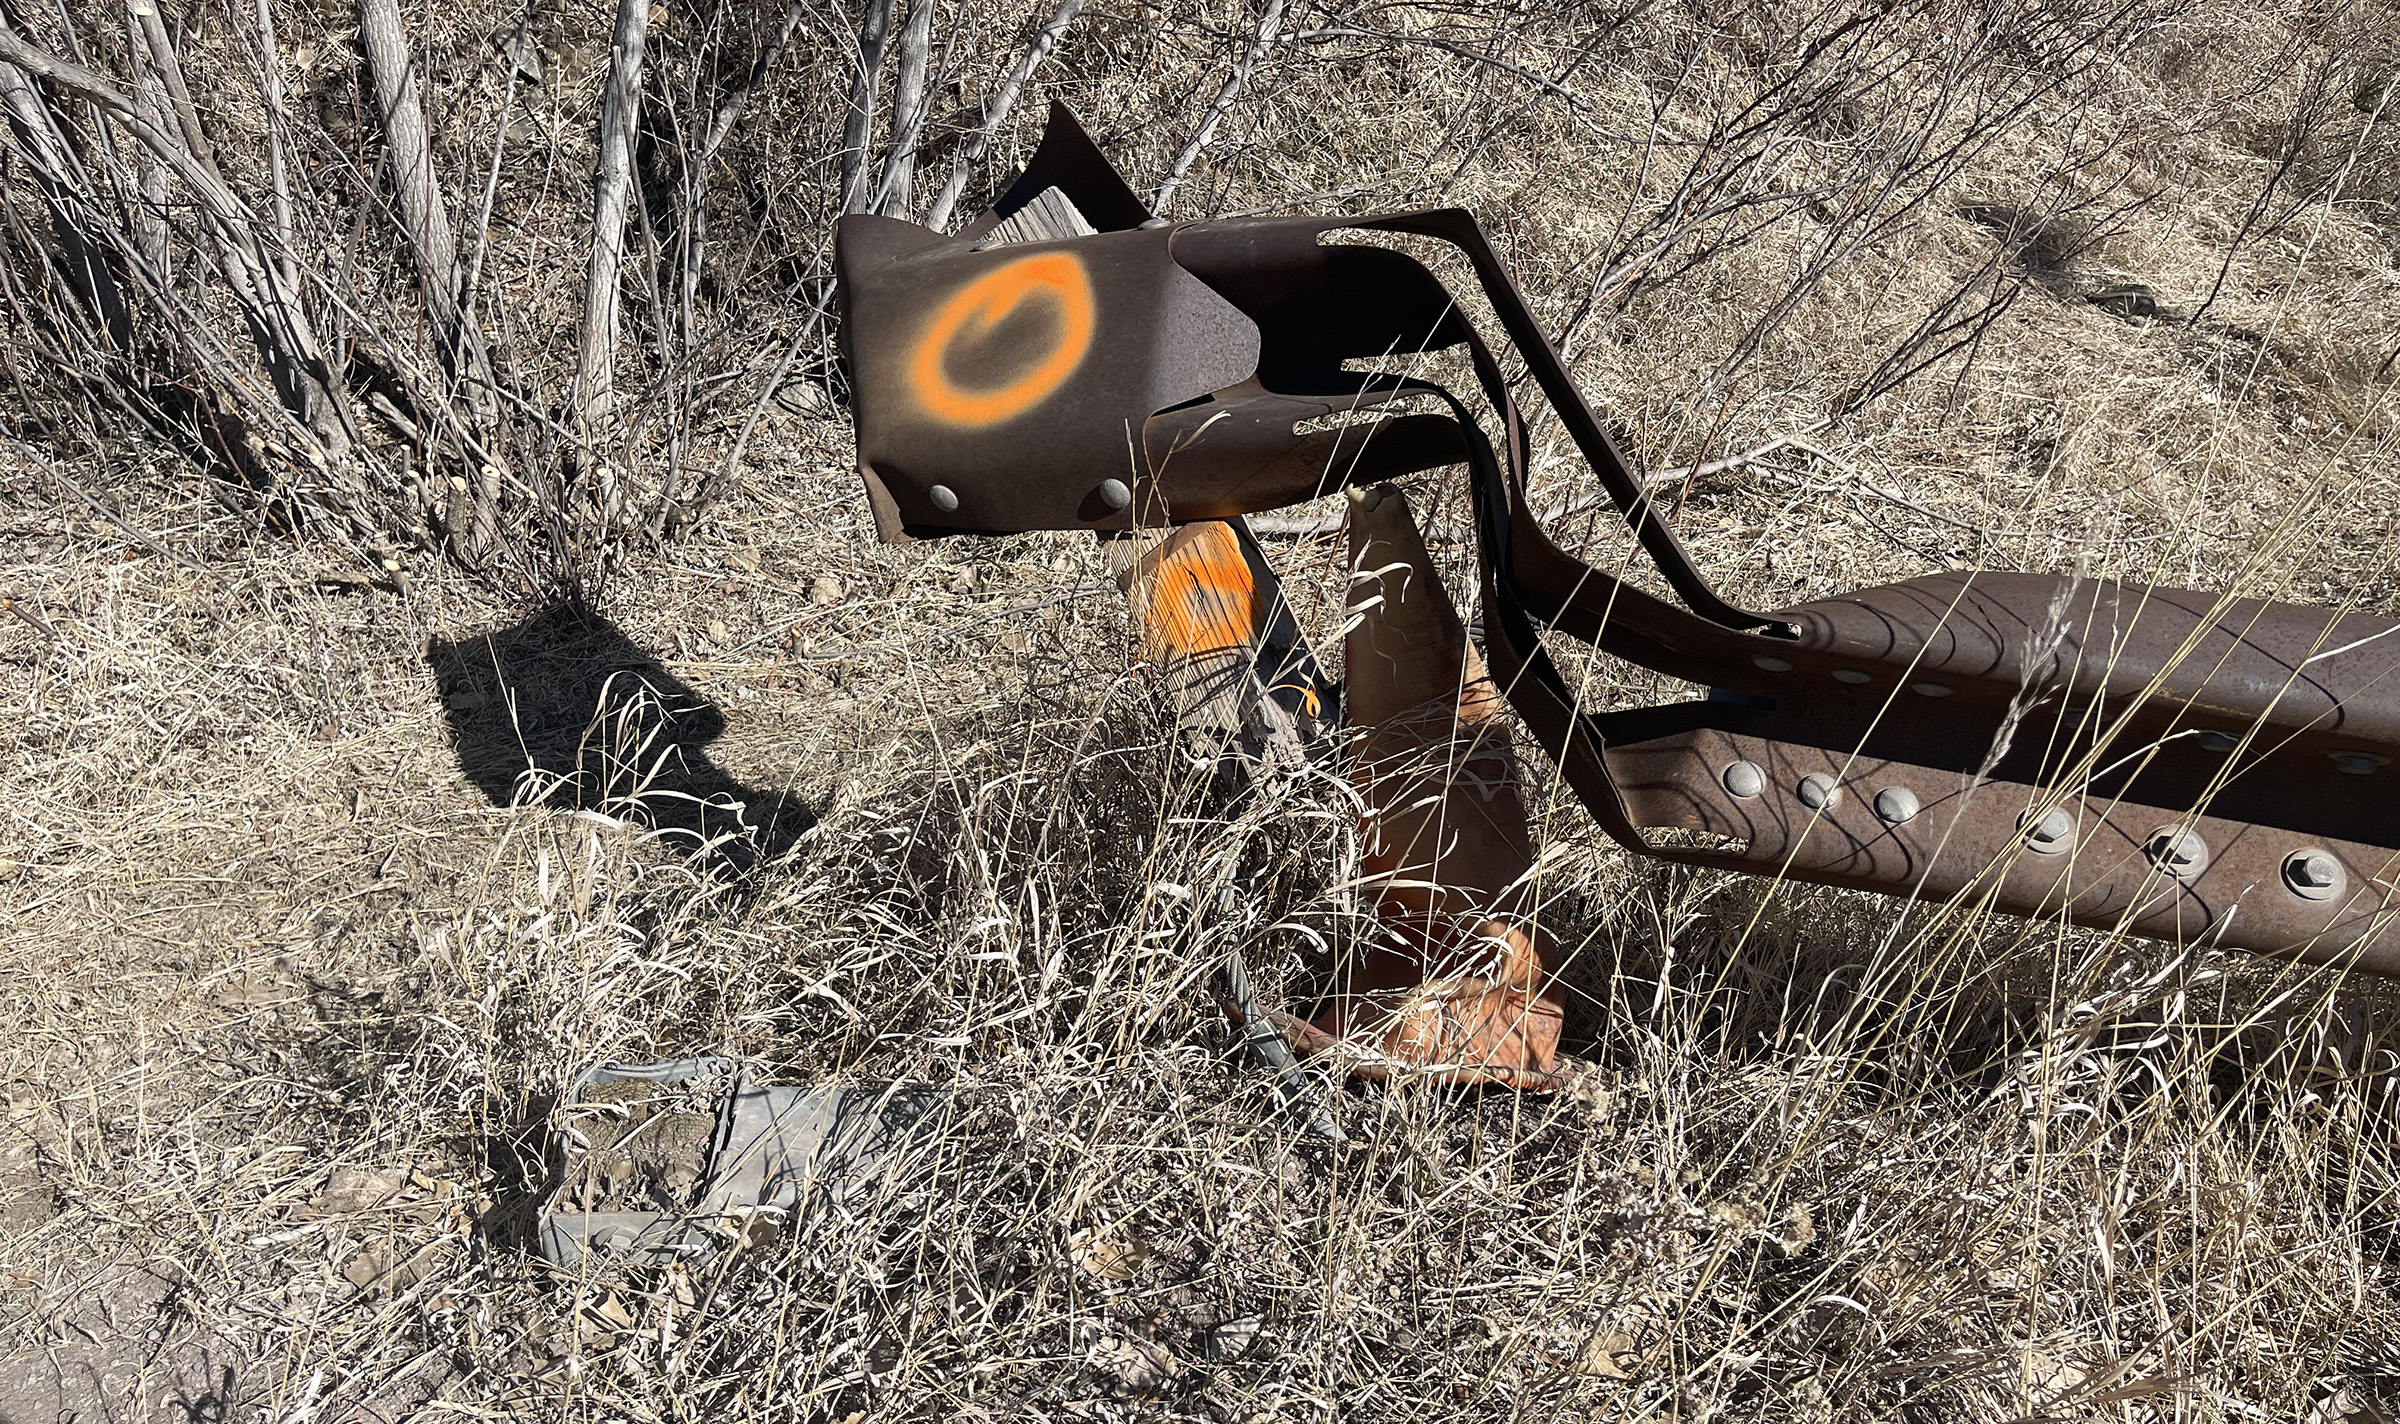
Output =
[{"x1": 6, "y1": 0, "x2": 2400, "y2": 1420}]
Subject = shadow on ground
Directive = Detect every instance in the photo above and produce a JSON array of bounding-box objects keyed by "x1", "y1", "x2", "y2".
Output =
[{"x1": 427, "y1": 599, "x2": 814, "y2": 875}]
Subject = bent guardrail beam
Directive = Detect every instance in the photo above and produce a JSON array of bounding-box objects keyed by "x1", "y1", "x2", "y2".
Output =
[{"x1": 834, "y1": 102, "x2": 2400, "y2": 974}]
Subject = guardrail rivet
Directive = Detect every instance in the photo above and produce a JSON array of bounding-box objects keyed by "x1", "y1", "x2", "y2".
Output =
[
  {"x1": 1912, "y1": 682, "x2": 1952, "y2": 698},
  {"x1": 1874, "y1": 786, "x2": 1919, "y2": 824},
  {"x1": 1797, "y1": 773, "x2": 1839, "y2": 809},
  {"x1": 2198, "y1": 730, "x2": 2238, "y2": 752},
  {"x1": 1722, "y1": 760, "x2": 1766, "y2": 798},
  {"x1": 2283, "y1": 850, "x2": 2343, "y2": 899},
  {"x1": 2025, "y1": 806, "x2": 2076, "y2": 852},
  {"x1": 1831, "y1": 669, "x2": 1872, "y2": 684},
  {"x1": 1752, "y1": 654, "x2": 1793, "y2": 672},
  {"x1": 2331, "y1": 751, "x2": 2389, "y2": 775},
  {"x1": 928, "y1": 484, "x2": 961, "y2": 513},
  {"x1": 1098, "y1": 478, "x2": 1134, "y2": 510}
]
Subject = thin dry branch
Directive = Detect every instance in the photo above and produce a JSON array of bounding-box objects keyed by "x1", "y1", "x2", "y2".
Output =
[
  {"x1": 0, "y1": 13, "x2": 364, "y2": 474},
  {"x1": 1153, "y1": 0, "x2": 1289, "y2": 214},
  {"x1": 700, "y1": 0, "x2": 815, "y2": 161},
  {"x1": 359, "y1": 0, "x2": 491, "y2": 407},
  {"x1": 250, "y1": 0, "x2": 299, "y2": 297},
  {"x1": 576, "y1": 0, "x2": 651, "y2": 445},
  {"x1": 838, "y1": 0, "x2": 899, "y2": 215},
  {"x1": 876, "y1": 0, "x2": 937, "y2": 216},
  {"x1": 923, "y1": 0, "x2": 1082, "y2": 232}
]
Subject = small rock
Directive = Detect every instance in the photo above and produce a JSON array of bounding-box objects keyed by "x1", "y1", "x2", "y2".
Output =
[
  {"x1": 1576, "y1": 1328, "x2": 1643, "y2": 1378},
  {"x1": 496, "y1": 29, "x2": 542, "y2": 80},
  {"x1": 706, "y1": 618, "x2": 732, "y2": 647},
  {"x1": 726, "y1": 549, "x2": 760, "y2": 574},
  {"x1": 1087, "y1": 1332, "x2": 1180, "y2": 1400},
  {"x1": 946, "y1": 567, "x2": 978, "y2": 594},
  {"x1": 344, "y1": 1240, "x2": 443, "y2": 1295},
  {"x1": 314, "y1": 1165, "x2": 408, "y2": 1216},
  {"x1": 1205, "y1": 1315, "x2": 1263, "y2": 1364},
  {"x1": 807, "y1": 575, "x2": 845, "y2": 606},
  {"x1": 1069, "y1": 1225, "x2": 1148, "y2": 1280},
  {"x1": 2087, "y1": 282, "x2": 2158, "y2": 319},
  {"x1": 342, "y1": 1246, "x2": 391, "y2": 1291},
  {"x1": 778, "y1": 382, "x2": 833, "y2": 418}
]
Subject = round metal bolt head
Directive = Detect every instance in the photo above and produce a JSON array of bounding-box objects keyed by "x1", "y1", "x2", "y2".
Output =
[
  {"x1": 1831, "y1": 668, "x2": 1872, "y2": 685},
  {"x1": 927, "y1": 484, "x2": 961, "y2": 514},
  {"x1": 2331, "y1": 751, "x2": 2389, "y2": 775},
  {"x1": 1912, "y1": 682, "x2": 1953, "y2": 698},
  {"x1": 2145, "y1": 827, "x2": 2208, "y2": 876},
  {"x1": 1874, "y1": 786, "x2": 1919, "y2": 825},
  {"x1": 1722, "y1": 760, "x2": 1766, "y2": 798},
  {"x1": 1097, "y1": 478, "x2": 1134, "y2": 511},
  {"x1": 2283, "y1": 850, "x2": 2343, "y2": 899},
  {"x1": 1752, "y1": 654, "x2": 1794, "y2": 673},
  {"x1": 1797, "y1": 773, "x2": 1839, "y2": 810},
  {"x1": 2024, "y1": 806, "x2": 2076, "y2": 853}
]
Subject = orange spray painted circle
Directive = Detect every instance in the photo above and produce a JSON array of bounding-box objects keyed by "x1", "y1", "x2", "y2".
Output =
[{"x1": 907, "y1": 252, "x2": 1096, "y2": 427}]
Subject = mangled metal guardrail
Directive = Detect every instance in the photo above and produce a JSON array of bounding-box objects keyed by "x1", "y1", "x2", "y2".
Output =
[{"x1": 834, "y1": 105, "x2": 2400, "y2": 994}]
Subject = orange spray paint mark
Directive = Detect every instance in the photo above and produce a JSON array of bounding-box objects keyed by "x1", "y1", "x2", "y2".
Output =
[
  {"x1": 1136, "y1": 521, "x2": 1261, "y2": 662},
  {"x1": 907, "y1": 252, "x2": 1096, "y2": 427}
]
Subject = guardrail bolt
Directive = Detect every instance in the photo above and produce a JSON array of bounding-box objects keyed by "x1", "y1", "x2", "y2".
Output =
[
  {"x1": 2146, "y1": 828, "x2": 2208, "y2": 875},
  {"x1": 1797, "y1": 773, "x2": 1839, "y2": 809},
  {"x1": 1831, "y1": 669, "x2": 1872, "y2": 684},
  {"x1": 928, "y1": 484, "x2": 961, "y2": 513},
  {"x1": 2331, "y1": 751, "x2": 2389, "y2": 775},
  {"x1": 1722, "y1": 760, "x2": 1766, "y2": 798},
  {"x1": 1098, "y1": 478, "x2": 1133, "y2": 510},
  {"x1": 1752, "y1": 655, "x2": 1793, "y2": 672},
  {"x1": 2025, "y1": 806, "x2": 2076, "y2": 853},
  {"x1": 2198, "y1": 730, "x2": 2238, "y2": 752},
  {"x1": 2283, "y1": 850, "x2": 2343, "y2": 899},
  {"x1": 1874, "y1": 786, "x2": 1919, "y2": 824}
]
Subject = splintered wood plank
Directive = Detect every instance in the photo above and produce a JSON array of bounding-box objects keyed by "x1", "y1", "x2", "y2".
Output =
[
  {"x1": 1104, "y1": 520, "x2": 1333, "y2": 772},
  {"x1": 983, "y1": 186, "x2": 1098, "y2": 245}
]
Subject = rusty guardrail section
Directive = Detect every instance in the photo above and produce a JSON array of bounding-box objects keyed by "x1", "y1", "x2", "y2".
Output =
[{"x1": 835, "y1": 104, "x2": 2400, "y2": 978}]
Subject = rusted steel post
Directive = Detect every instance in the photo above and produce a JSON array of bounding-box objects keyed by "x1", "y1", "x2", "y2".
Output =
[{"x1": 1327, "y1": 483, "x2": 1564, "y2": 1088}]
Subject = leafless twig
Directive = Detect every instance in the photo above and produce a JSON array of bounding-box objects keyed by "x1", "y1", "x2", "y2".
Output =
[
  {"x1": 924, "y1": 0, "x2": 1082, "y2": 232},
  {"x1": 875, "y1": 0, "x2": 938, "y2": 217},
  {"x1": 1153, "y1": 0, "x2": 1289, "y2": 214},
  {"x1": 838, "y1": 0, "x2": 899, "y2": 215},
  {"x1": 575, "y1": 0, "x2": 651, "y2": 447}
]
